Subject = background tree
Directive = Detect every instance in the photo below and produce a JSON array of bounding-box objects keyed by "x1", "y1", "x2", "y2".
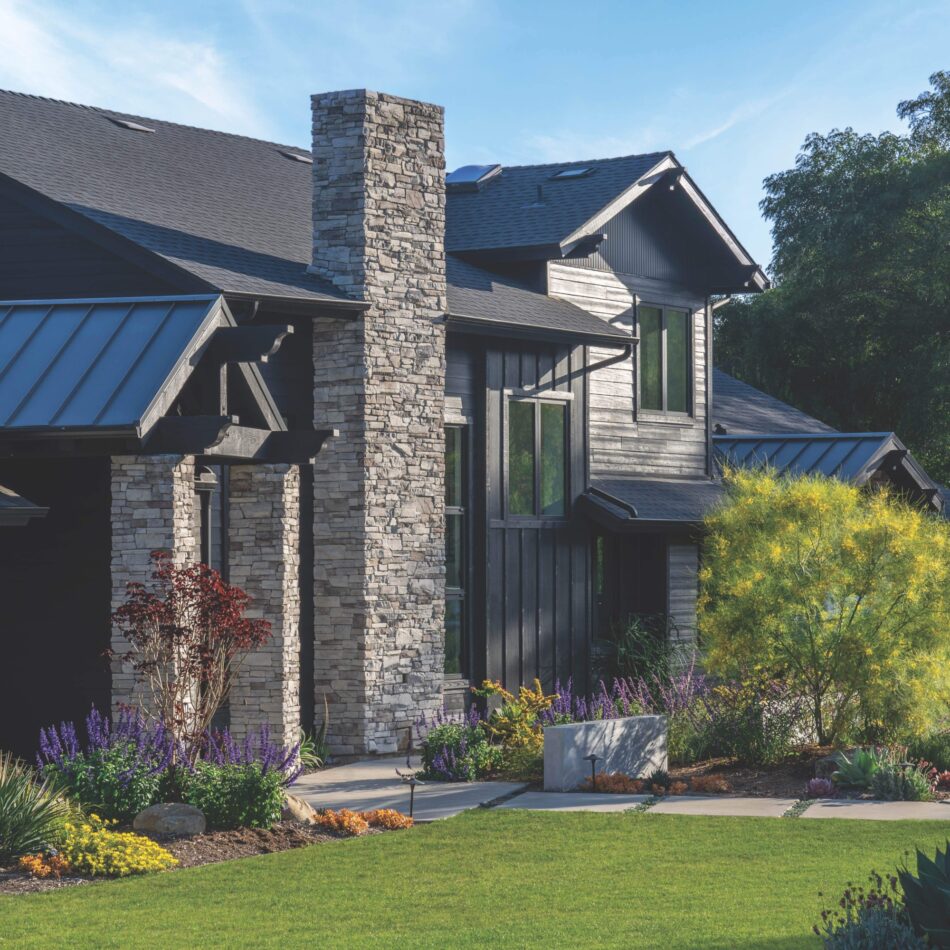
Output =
[
  {"x1": 716, "y1": 70, "x2": 950, "y2": 483},
  {"x1": 698, "y1": 468, "x2": 950, "y2": 746}
]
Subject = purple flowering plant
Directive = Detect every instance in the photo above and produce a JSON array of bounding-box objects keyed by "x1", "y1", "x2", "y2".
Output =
[
  {"x1": 415, "y1": 705, "x2": 502, "y2": 781},
  {"x1": 38, "y1": 706, "x2": 174, "y2": 821}
]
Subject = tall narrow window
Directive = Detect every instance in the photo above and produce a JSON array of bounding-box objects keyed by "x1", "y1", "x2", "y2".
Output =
[
  {"x1": 508, "y1": 400, "x2": 535, "y2": 516},
  {"x1": 638, "y1": 305, "x2": 691, "y2": 414},
  {"x1": 506, "y1": 398, "x2": 569, "y2": 518},
  {"x1": 445, "y1": 426, "x2": 468, "y2": 676}
]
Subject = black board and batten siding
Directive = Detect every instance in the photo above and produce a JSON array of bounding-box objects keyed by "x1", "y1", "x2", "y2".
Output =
[
  {"x1": 448, "y1": 337, "x2": 593, "y2": 693},
  {"x1": 486, "y1": 342, "x2": 590, "y2": 692}
]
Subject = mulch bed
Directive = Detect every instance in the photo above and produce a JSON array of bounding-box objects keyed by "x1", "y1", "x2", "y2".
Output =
[{"x1": 0, "y1": 820, "x2": 371, "y2": 895}]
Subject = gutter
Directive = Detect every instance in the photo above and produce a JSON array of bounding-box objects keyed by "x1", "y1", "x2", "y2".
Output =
[{"x1": 445, "y1": 312, "x2": 633, "y2": 350}]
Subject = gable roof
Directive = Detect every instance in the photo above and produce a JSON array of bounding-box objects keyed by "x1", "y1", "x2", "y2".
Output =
[
  {"x1": 0, "y1": 294, "x2": 279, "y2": 438},
  {"x1": 713, "y1": 369, "x2": 835, "y2": 434},
  {"x1": 0, "y1": 484, "x2": 47, "y2": 526},
  {"x1": 446, "y1": 153, "x2": 670, "y2": 254}
]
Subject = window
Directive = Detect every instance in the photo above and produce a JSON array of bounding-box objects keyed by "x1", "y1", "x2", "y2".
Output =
[
  {"x1": 445, "y1": 426, "x2": 468, "y2": 676},
  {"x1": 638, "y1": 305, "x2": 692, "y2": 414},
  {"x1": 506, "y1": 398, "x2": 568, "y2": 518}
]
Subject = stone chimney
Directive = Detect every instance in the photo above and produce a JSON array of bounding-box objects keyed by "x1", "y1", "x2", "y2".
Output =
[{"x1": 308, "y1": 90, "x2": 446, "y2": 754}]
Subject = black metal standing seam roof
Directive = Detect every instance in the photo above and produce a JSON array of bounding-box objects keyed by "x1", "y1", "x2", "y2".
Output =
[
  {"x1": 0, "y1": 295, "x2": 226, "y2": 436},
  {"x1": 713, "y1": 432, "x2": 904, "y2": 482},
  {"x1": 713, "y1": 369, "x2": 835, "y2": 434},
  {"x1": 446, "y1": 256, "x2": 631, "y2": 345},
  {"x1": 585, "y1": 477, "x2": 726, "y2": 525},
  {"x1": 445, "y1": 153, "x2": 670, "y2": 253}
]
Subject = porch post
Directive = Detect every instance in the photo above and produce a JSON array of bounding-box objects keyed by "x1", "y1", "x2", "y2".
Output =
[
  {"x1": 226, "y1": 463, "x2": 301, "y2": 747},
  {"x1": 110, "y1": 454, "x2": 197, "y2": 711}
]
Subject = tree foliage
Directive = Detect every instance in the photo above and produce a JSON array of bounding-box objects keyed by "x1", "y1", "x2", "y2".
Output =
[
  {"x1": 716, "y1": 71, "x2": 950, "y2": 483},
  {"x1": 698, "y1": 468, "x2": 950, "y2": 746}
]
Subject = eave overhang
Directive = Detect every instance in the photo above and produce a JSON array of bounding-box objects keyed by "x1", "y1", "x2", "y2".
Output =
[{"x1": 446, "y1": 312, "x2": 633, "y2": 350}]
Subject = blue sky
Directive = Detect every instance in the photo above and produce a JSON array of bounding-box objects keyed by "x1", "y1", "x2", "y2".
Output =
[{"x1": 0, "y1": 0, "x2": 947, "y2": 268}]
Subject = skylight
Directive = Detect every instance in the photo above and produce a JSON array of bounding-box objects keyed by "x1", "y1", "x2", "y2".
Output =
[
  {"x1": 446, "y1": 163, "x2": 502, "y2": 192},
  {"x1": 551, "y1": 167, "x2": 592, "y2": 180},
  {"x1": 106, "y1": 117, "x2": 155, "y2": 133},
  {"x1": 279, "y1": 150, "x2": 313, "y2": 165}
]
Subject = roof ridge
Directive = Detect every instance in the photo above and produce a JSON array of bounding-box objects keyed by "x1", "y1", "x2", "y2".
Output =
[
  {"x1": 0, "y1": 87, "x2": 312, "y2": 156},
  {"x1": 488, "y1": 150, "x2": 672, "y2": 173}
]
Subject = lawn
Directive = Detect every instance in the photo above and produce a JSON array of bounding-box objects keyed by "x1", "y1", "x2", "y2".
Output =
[{"x1": 2, "y1": 810, "x2": 948, "y2": 949}]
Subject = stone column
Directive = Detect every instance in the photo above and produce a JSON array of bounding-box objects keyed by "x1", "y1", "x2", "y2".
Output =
[
  {"x1": 110, "y1": 454, "x2": 197, "y2": 710},
  {"x1": 226, "y1": 464, "x2": 301, "y2": 747},
  {"x1": 309, "y1": 90, "x2": 446, "y2": 754}
]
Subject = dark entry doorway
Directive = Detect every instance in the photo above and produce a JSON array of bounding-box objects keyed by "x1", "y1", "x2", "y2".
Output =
[{"x1": 0, "y1": 458, "x2": 112, "y2": 757}]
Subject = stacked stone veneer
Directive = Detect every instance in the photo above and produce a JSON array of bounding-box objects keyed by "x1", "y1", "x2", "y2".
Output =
[
  {"x1": 309, "y1": 90, "x2": 447, "y2": 754},
  {"x1": 227, "y1": 464, "x2": 301, "y2": 747},
  {"x1": 110, "y1": 454, "x2": 197, "y2": 709}
]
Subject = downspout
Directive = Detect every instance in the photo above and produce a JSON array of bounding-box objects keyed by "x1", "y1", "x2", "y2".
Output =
[{"x1": 706, "y1": 295, "x2": 732, "y2": 477}]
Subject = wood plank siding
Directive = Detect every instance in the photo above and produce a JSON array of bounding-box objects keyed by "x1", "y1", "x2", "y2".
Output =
[
  {"x1": 547, "y1": 262, "x2": 710, "y2": 478},
  {"x1": 667, "y1": 542, "x2": 699, "y2": 645}
]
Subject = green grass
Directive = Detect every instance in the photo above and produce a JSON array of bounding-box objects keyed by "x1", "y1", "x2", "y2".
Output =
[{"x1": 2, "y1": 810, "x2": 948, "y2": 949}]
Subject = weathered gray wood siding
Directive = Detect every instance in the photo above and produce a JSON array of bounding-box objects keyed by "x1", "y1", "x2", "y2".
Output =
[
  {"x1": 445, "y1": 343, "x2": 477, "y2": 421},
  {"x1": 667, "y1": 542, "x2": 699, "y2": 645},
  {"x1": 547, "y1": 262, "x2": 709, "y2": 478}
]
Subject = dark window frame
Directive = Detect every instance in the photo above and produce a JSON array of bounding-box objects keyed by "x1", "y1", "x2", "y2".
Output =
[
  {"x1": 503, "y1": 391, "x2": 571, "y2": 522},
  {"x1": 445, "y1": 424, "x2": 472, "y2": 680},
  {"x1": 635, "y1": 302, "x2": 694, "y2": 418}
]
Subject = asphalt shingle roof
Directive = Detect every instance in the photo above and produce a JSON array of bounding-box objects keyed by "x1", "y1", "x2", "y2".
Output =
[
  {"x1": 587, "y1": 477, "x2": 725, "y2": 524},
  {"x1": 713, "y1": 369, "x2": 835, "y2": 434},
  {"x1": 0, "y1": 89, "x2": 628, "y2": 339},
  {"x1": 445, "y1": 153, "x2": 669, "y2": 253},
  {"x1": 446, "y1": 255, "x2": 630, "y2": 344}
]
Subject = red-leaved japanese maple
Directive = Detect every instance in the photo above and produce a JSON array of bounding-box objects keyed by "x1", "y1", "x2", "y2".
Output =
[{"x1": 111, "y1": 550, "x2": 271, "y2": 758}]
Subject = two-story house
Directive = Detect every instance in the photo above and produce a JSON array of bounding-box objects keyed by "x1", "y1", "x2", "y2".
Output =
[{"x1": 0, "y1": 87, "x2": 767, "y2": 757}]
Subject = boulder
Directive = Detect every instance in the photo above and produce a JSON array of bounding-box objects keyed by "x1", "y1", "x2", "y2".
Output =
[
  {"x1": 282, "y1": 793, "x2": 318, "y2": 824},
  {"x1": 133, "y1": 803, "x2": 206, "y2": 836}
]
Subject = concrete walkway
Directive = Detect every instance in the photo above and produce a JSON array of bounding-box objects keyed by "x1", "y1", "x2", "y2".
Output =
[
  {"x1": 498, "y1": 791, "x2": 650, "y2": 812},
  {"x1": 648, "y1": 794, "x2": 798, "y2": 817},
  {"x1": 292, "y1": 757, "x2": 526, "y2": 822},
  {"x1": 802, "y1": 798, "x2": 950, "y2": 821}
]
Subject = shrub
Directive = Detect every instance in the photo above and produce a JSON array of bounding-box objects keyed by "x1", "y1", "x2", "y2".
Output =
[
  {"x1": 805, "y1": 777, "x2": 836, "y2": 799},
  {"x1": 111, "y1": 551, "x2": 272, "y2": 757},
  {"x1": 907, "y1": 731, "x2": 950, "y2": 771},
  {"x1": 541, "y1": 677, "x2": 643, "y2": 725},
  {"x1": 870, "y1": 762, "x2": 935, "y2": 802},
  {"x1": 898, "y1": 839, "x2": 950, "y2": 945},
  {"x1": 937, "y1": 771, "x2": 950, "y2": 791},
  {"x1": 474, "y1": 678, "x2": 554, "y2": 763},
  {"x1": 698, "y1": 677, "x2": 806, "y2": 766},
  {"x1": 691, "y1": 774, "x2": 732, "y2": 794},
  {"x1": 814, "y1": 869, "x2": 924, "y2": 949},
  {"x1": 0, "y1": 753, "x2": 71, "y2": 865},
  {"x1": 700, "y1": 469, "x2": 950, "y2": 745},
  {"x1": 831, "y1": 747, "x2": 890, "y2": 789},
  {"x1": 597, "y1": 613, "x2": 685, "y2": 682},
  {"x1": 181, "y1": 763, "x2": 285, "y2": 830},
  {"x1": 580, "y1": 772, "x2": 645, "y2": 794},
  {"x1": 668, "y1": 781, "x2": 688, "y2": 795},
  {"x1": 38, "y1": 708, "x2": 173, "y2": 822},
  {"x1": 314, "y1": 809, "x2": 369, "y2": 836},
  {"x1": 60, "y1": 814, "x2": 177, "y2": 876},
  {"x1": 417, "y1": 712, "x2": 502, "y2": 782},
  {"x1": 360, "y1": 809, "x2": 413, "y2": 830}
]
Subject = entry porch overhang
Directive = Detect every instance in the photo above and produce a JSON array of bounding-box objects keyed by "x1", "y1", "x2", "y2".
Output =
[{"x1": 0, "y1": 294, "x2": 332, "y2": 462}]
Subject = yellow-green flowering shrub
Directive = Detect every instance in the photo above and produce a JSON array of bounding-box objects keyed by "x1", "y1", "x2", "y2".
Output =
[
  {"x1": 60, "y1": 814, "x2": 177, "y2": 877},
  {"x1": 699, "y1": 468, "x2": 950, "y2": 745}
]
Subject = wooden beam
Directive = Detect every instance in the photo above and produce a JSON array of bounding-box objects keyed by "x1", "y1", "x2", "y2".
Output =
[{"x1": 209, "y1": 324, "x2": 294, "y2": 364}]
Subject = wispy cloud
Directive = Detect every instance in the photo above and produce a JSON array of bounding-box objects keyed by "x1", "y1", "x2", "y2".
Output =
[
  {"x1": 682, "y1": 90, "x2": 792, "y2": 150},
  {"x1": 0, "y1": 0, "x2": 266, "y2": 134}
]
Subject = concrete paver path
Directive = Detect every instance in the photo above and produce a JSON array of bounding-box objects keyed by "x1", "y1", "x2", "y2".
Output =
[
  {"x1": 497, "y1": 791, "x2": 650, "y2": 812},
  {"x1": 802, "y1": 798, "x2": 950, "y2": 821},
  {"x1": 292, "y1": 757, "x2": 526, "y2": 822}
]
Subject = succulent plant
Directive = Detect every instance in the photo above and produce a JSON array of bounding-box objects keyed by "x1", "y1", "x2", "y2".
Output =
[
  {"x1": 831, "y1": 748, "x2": 890, "y2": 789},
  {"x1": 898, "y1": 839, "x2": 950, "y2": 947}
]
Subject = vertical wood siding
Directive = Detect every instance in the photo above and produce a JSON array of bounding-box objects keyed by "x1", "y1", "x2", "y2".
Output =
[
  {"x1": 548, "y1": 262, "x2": 709, "y2": 478},
  {"x1": 480, "y1": 340, "x2": 591, "y2": 692}
]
